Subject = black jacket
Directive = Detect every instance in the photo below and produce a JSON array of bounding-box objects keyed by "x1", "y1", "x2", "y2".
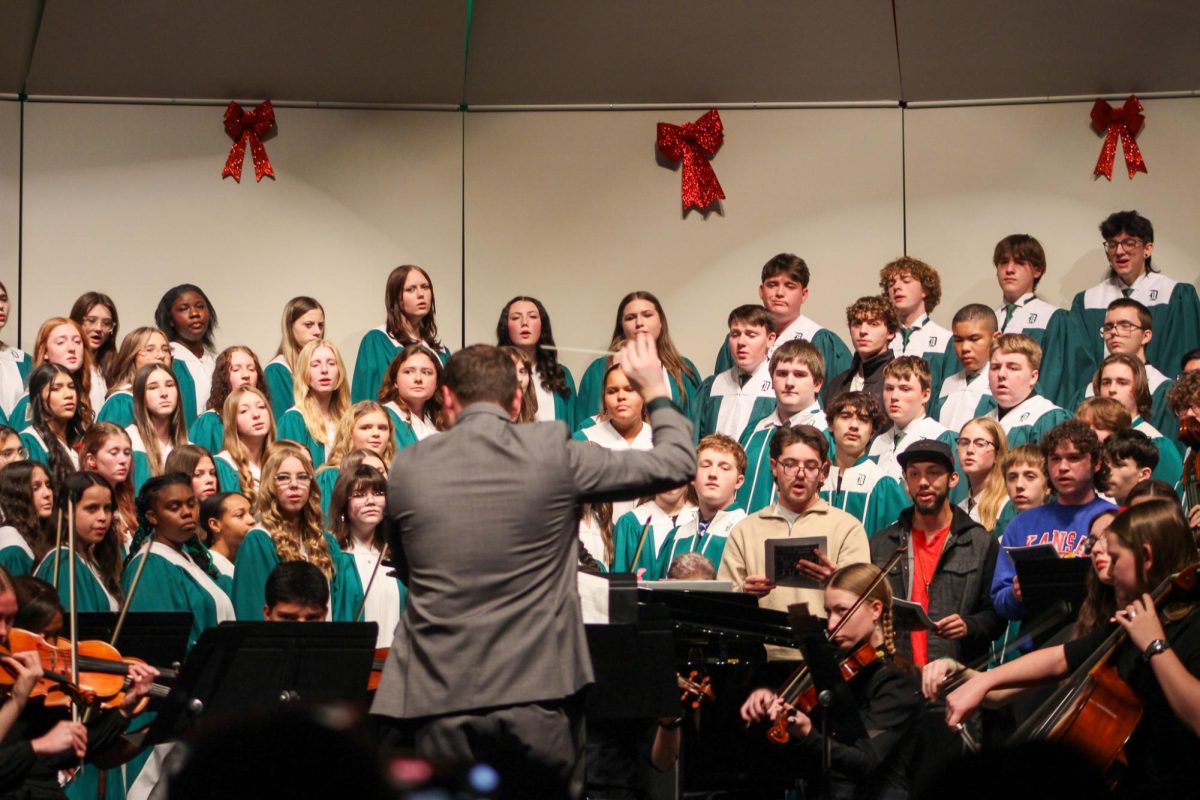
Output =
[
  {"x1": 822, "y1": 349, "x2": 894, "y2": 411},
  {"x1": 870, "y1": 505, "x2": 1004, "y2": 665}
]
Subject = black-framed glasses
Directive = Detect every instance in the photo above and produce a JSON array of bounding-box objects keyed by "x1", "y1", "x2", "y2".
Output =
[
  {"x1": 1103, "y1": 238, "x2": 1143, "y2": 253},
  {"x1": 1100, "y1": 321, "x2": 1143, "y2": 336}
]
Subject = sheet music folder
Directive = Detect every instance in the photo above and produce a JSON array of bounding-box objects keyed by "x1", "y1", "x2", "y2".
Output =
[{"x1": 1006, "y1": 545, "x2": 1091, "y2": 619}]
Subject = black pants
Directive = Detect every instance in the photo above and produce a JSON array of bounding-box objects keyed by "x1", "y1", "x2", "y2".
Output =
[{"x1": 382, "y1": 693, "x2": 587, "y2": 800}]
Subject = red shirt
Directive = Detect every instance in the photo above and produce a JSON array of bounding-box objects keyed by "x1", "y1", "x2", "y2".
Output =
[{"x1": 910, "y1": 524, "x2": 951, "y2": 667}]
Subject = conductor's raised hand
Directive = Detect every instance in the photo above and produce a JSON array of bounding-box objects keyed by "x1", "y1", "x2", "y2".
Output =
[{"x1": 616, "y1": 337, "x2": 668, "y2": 402}]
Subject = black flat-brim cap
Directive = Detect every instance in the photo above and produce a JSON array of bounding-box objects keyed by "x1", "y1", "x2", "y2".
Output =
[{"x1": 896, "y1": 439, "x2": 955, "y2": 472}]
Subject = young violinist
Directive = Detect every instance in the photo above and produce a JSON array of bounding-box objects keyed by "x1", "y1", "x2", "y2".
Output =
[
  {"x1": 946, "y1": 499, "x2": 1200, "y2": 796},
  {"x1": 740, "y1": 563, "x2": 924, "y2": 798},
  {"x1": 0, "y1": 571, "x2": 157, "y2": 800}
]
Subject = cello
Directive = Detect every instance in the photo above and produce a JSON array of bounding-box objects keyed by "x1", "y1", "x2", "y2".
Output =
[{"x1": 1009, "y1": 561, "x2": 1200, "y2": 782}]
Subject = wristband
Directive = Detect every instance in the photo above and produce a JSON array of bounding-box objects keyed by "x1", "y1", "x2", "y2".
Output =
[{"x1": 1142, "y1": 639, "x2": 1170, "y2": 662}]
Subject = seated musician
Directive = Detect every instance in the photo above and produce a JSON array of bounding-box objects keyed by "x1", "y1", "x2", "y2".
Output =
[
  {"x1": 666, "y1": 552, "x2": 716, "y2": 581},
  {"x1": 740, "y1": 563, "x2": 923, "y2": 798},
  {"x1": 262, "y1": 562, "x2": 329, "y2": 622},
  {"x1": 946, "y1": 499, "x2": 1200, "y2": 797},
  {"x1": 0, "y1": 573, "x2": 157, "y2": 799}
]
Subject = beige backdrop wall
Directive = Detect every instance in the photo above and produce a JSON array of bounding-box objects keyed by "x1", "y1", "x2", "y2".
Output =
[
  {"x1": 906, "y1": 97, "x2": 1200, "y2": 328},
  {"x1": 0, "y1": 103, "x2": 18, "y2": 336},
  {"x1": 3, "y1": 98, "x2": 1198, "y2": 388},
  {"x1": 18, "y1": 103, "x2": 463, "y2": 374},
  {"x1": 464, "y1": 108, "x2": 905, "y2": 379}
]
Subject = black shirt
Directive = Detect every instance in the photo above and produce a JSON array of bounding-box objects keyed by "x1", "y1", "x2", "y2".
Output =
[
  {"x1": 1062, "y1": 605, "x2": 1200, "y2": 798},
  {"x1": 794, "y1": 655, "x2": 923, "y2": 797}
]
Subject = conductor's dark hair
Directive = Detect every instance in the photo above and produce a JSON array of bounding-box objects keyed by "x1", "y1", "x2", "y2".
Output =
[
  {"x1": 443, "y1": 344, "x2": 518, "y2": 408},
  {"x1": 154, "y1": 284, "x2": 218, "y2": 351},
  {"x1": 265, "y1": 561, "x2": 329, "y2": 610}
]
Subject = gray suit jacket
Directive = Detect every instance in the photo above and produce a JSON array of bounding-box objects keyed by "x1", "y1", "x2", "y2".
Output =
[{"x1": 370, "y1": 400, "x2": 696, "y2": 719}]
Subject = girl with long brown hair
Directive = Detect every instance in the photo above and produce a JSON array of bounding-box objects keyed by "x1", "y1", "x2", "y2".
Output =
[
  {"x1": 351, "y1": 265, "x2": 449, "y2": 403},
  {"x1": 574, "y1": 291, "x2": 700, "y2": 429}
]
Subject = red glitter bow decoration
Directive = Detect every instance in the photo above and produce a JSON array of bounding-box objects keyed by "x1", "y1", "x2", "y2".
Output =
[
  {"x1": 657, "y1": 109, "x2": 726, "y2": 209},
  {"x1": 1090, "y1": 96, "x2": 1147, "y2": 180},
  {"x1": 222, "y1": 100, "x2": 276, "y2": 182}
]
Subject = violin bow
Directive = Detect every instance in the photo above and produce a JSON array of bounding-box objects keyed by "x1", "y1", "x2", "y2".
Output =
[
  {"x1": 777, "y1": 546, "x2": 908, "y2": 702},
  {"x1": 355, "y1": 542, "x2": 389, "y2": 623},
  {"x1": 826, "y1": 545, "x2": 907, "y2": 644},
  {"x1": 629, "y1": 518, "x2": 653, "y2": 574},
  {"x1": 66, "y1": 499, "x2": 80, "y2": 726},
  {"x1": 50, "y1": 508, "x2": 64, "y2": 590}
]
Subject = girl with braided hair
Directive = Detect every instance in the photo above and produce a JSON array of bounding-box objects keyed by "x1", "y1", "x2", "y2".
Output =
[
  {"x1": 740, "y1": 563, "x2": 923, "y2": 798},
  {"x1": 231, "y1": 443, "x2": 362, "y2": 621},
  {"x1": 121, "y1": 472, "x2": 234, "y2": 649}
]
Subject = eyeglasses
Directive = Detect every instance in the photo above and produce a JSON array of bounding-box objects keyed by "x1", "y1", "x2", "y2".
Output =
[
  {"x1": 1100, "y1": 321, "x2": 1143, "y2": 336},
  {"x1": 82, "y1": 317, "x2": 116, "y2": 331},
  {"x1": 0, "y1": 447, "x2": 27, "y2": 460},
  {"x1": 777, "y1": 459, "x2": 823, "y2": 477},
  {"x1": 956, "y1": 437, "x2": 996, "y2": 450},
  {"x1": 1103, "y1": 238, "x2": 1143, "y2": 253},
  {"x1": 274, "y1": 473, "x2": 312, "y2": 487}
]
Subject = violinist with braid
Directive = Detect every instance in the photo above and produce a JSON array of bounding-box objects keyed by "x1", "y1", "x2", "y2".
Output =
[
  {"x1": 740, "y1": 564, "x2": 923, "y2": 799},
  {"x1": 947, "y1": 499, "x2": 1200, "y2": 798}
]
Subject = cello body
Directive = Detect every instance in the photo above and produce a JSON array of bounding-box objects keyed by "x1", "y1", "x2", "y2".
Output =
[{"x1": 1045, "y1": 663, "x2": 1142, "y2": 774}]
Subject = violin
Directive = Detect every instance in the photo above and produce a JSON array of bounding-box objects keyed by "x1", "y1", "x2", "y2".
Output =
[
  {"x1": 1010, "y1": 561, "x2": 1200, "y2": 784},
  {"x1": 1, "y1": 629, "x2": 173, "y2": 710},
  {"x1": 765, "y1": 547, "x2": 905, "y2": 744},
  {"x1": 677, "y1": 670, "x2": 715, "y2": 709},
  {"x1": 767, "y1": 641, "x2": 881, "y2": 744}
]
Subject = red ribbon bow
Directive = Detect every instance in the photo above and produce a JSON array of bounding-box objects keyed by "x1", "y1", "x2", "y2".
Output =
[
  {"x1": 222, "y1": 100, "x2": 276, "y2": 183},
  {"x1": 1090, "y1": 96, "x2": 1148, "y2": 180},
  {"x1": 657, "y1": 109, "x2": 726, "y2": 210}
]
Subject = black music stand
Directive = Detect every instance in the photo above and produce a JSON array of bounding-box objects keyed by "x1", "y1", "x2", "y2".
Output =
[
  {"x1": 70, "y1": 612, "x2": 192, "y2": 669},
  {"x1": 1011, "y1": 553, "x2": 1091, "y2": 646},
  {"x1": 145, "y1": 621, "x2": 376, "y2": 745}
]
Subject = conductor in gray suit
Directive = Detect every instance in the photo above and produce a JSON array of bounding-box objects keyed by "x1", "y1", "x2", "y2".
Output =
[{"x1": 371, "y1": 338, "x2": 696, "y2": 799}]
